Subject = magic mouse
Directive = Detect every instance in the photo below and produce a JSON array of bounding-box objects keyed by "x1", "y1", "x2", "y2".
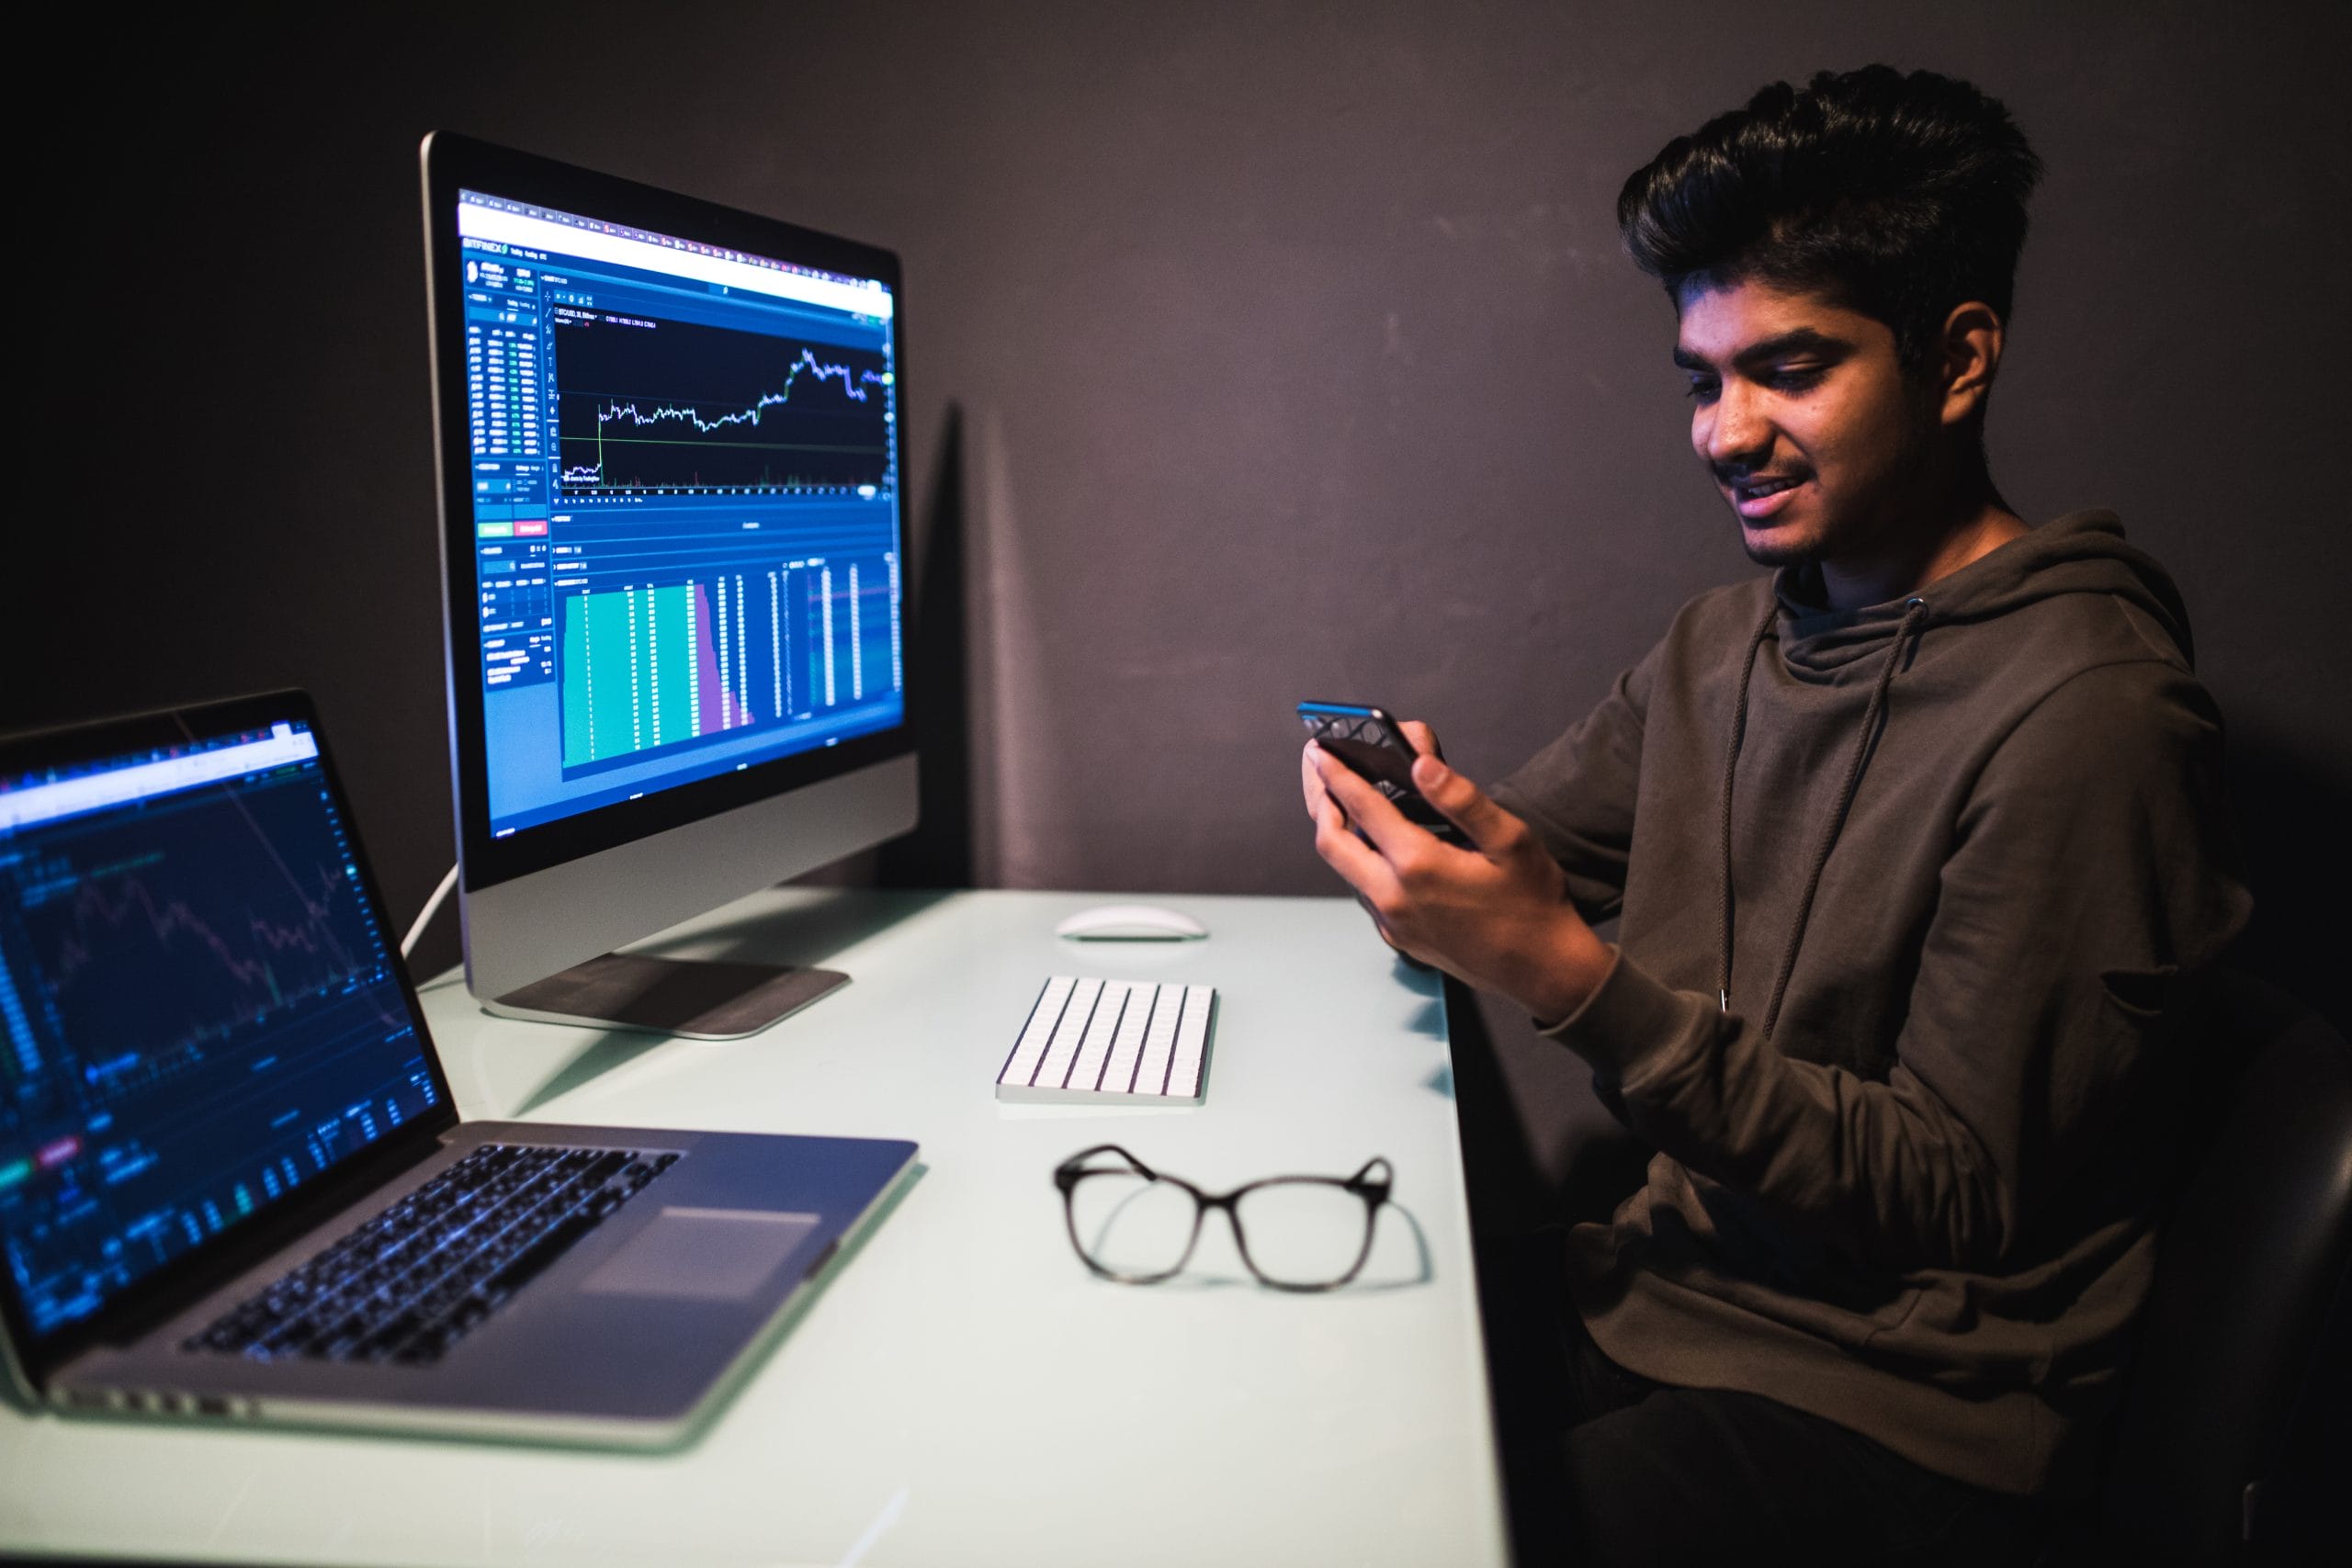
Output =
[{"x1": 1054, "y1": 904, "x2": 1208, "y2": 941}]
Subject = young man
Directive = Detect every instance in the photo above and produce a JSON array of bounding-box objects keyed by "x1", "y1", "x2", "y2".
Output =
[{"x1": 1303, "y1": 67, "x2": 2248, "y2": 1561}]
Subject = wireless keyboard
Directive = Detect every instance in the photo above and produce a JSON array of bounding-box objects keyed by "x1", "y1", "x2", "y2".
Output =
[{"x1": 996, "y1": 976, "x2": 1216, "y2": 1105}]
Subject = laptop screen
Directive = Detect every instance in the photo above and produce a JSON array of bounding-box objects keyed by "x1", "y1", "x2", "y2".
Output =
[{"x1": 0, "y1": 712, "x2": 441, "y2": 1344}]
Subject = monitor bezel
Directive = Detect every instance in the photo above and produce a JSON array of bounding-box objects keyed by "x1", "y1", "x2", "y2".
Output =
[
  {"x1": 421, "y1": 132, "x2": 918, "y2": 895},
  {"x1": 0, "y1": 689, "x2": 460, "y2": 1387}
]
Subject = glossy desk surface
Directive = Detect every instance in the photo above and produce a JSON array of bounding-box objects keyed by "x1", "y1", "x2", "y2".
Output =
[{"x1": 1, "y1": 888, "x2": 1506, "y2": 1567}]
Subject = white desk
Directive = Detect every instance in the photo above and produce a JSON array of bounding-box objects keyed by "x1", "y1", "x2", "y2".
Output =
[{"x1": 0, "y1": 889, "x2": 1508, "y2": 1567}]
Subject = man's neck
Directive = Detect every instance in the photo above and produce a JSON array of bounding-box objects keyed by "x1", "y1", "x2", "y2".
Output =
[
  {"x1": 1817, "y1": 501, "x2": 2028, "y2": 610},
  {"x1": 1817, "y1": 439, "x2": 2028, "y2": 610}
]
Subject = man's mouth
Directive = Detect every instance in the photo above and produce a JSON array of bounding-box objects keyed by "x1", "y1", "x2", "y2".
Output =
[{"x1": 1727, "y1": 472, "x2": 1808, "y2": 521}]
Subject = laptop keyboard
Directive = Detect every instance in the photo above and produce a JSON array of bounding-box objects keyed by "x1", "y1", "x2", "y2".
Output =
[{"x1": 183, "y1": 1143, "x2": 681, "y2": 1367}]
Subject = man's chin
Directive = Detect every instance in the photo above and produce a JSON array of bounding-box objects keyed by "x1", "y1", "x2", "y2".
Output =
[{"x1": 1738, "y1": 519, "x2": 1819, "y2": 569}]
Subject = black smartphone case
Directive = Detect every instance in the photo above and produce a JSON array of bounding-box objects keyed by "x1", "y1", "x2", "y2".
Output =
[{"x1": 1298, "y1": 705, "x2": 1465, "y2": 844}]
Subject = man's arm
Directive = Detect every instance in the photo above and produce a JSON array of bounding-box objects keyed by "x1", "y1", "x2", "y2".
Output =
[{"x1": 1313, "y1": 660, "x2": 2248, "y2": 1273}]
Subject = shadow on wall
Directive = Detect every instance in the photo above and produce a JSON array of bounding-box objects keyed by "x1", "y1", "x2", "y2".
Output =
[
  {"x1": 2225, "y1": 726, "x2": 2352, "y2": 1039},
  {"x1": 877, "y1": 402, "x2": 977, "y2": 890}
]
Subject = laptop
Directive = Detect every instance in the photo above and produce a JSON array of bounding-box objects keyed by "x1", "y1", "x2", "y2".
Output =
[{"x1": 0, "y1": 691, "x2": 916, "y2": 1448}]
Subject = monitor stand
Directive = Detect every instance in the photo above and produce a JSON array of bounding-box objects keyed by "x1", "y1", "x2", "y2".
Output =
[{"x1": 482, "y1": 953, "x2": 849, "y2": 1041}]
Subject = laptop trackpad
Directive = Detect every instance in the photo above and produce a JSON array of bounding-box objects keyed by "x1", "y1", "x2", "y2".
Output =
[{"x1": 581, "y1": 1207, "x2": 821, "y2": 1301}]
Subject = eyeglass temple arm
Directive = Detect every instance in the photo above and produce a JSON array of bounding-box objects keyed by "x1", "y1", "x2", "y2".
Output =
[{"x1": 1052, "y1": 1142, "x2": 1159, "y2": 1193}]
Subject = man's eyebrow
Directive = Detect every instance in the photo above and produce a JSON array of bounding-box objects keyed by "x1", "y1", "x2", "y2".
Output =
[{"x1": 1672, "y1": 328, "x2": 1854, "y2": 372}]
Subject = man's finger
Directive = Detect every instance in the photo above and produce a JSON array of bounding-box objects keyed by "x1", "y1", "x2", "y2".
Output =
[
  {"x1": 1396, "y1": 719, "x2": 1442, "y2": 761},
  {"x1": 1312, "y1": 790, "x2": 1403, "y2": 905},
  {"x1": 1410, "y1": 754, "x2": 1521, "y2": 858},
  {"x1": 1311, "y1": 747, "x2": 1423, "y2": 858},
  {"x1": 1302, "y1": 743, "x2": 1331, "y2": 821}
]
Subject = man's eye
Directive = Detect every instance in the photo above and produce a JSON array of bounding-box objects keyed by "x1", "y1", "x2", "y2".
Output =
[
  {"x1": 1766, "y1": 366, "x2": 1826, "y2": 391},
  {"x1": 1684, "y1": 378, "x2": 1720, "y2": 403}
]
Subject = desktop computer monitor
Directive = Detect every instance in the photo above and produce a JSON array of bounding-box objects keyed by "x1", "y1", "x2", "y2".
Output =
[{"x1": 419, "y1": 133, "x2": 917, "y2": 1034}]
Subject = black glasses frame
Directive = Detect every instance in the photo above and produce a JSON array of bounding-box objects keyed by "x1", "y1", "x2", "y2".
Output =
[{"x1": 1052, "y1": 1143, "x2": 1396, "y2": 1292}]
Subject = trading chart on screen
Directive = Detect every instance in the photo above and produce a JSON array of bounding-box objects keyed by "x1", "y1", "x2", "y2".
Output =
[
  {"x1": 0, "y1": 724, "x2": 437, "y2": 1338},
  {"x1": 455, "y1": 193, "x2": 906, "y2": 838}
]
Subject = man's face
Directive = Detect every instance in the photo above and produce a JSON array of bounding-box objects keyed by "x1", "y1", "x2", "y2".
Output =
[{"x1": 1673, "y1": 277, "x2": 1937, "y2": 570}]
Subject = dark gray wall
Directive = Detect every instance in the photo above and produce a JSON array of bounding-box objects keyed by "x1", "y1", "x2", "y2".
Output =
[{"x1": 20, "y1": 1, "x2": 2349, "y2": 999}]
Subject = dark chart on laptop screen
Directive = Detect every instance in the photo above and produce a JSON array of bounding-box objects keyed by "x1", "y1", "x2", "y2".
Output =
[
  {"x1": 456, "y1": 189, "x2": 906, "y2": 840},
  {"x1": 0, "y1": 723, "x2": 438, "y2": 1340}
]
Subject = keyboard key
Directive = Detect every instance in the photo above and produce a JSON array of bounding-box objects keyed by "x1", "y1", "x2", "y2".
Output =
[
  {"x1": 1034, "y1": 978, "x2": 1103, "y2": 1090},
  {"x1": 1067, "y1": 982, "x2": 1132, "y2": 1092},
  {"x1": 1001, "y1": 976, "x2": 1075, "y2": 1089},
  {"x1": 1100, "y1": 985, "x2": 1155, "y2": 1094},
  {"x1": 1136, "y1": 987, "x2": 1182, "y2": 1095},
  {"x1": 1167, "y1": 987, "x2": 1216, "y2": 1100}
]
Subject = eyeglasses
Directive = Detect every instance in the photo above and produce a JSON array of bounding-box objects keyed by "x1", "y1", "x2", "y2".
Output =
[{"x1": 1052, "y1": 1144, "x2": 1396, "y2": 1291}]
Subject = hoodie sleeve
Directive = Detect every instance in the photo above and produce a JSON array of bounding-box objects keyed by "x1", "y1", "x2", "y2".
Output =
[
  {"x1": 1489, "y1": 641, "x2": 1661, "y2": 925},
  {"x1": 1540, "y1": 659, "x2": 2248, "y2": 1272}
]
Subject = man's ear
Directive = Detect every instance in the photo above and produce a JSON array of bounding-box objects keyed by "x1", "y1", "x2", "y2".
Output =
[{"x1": 1938, "y1": 300, "x2": 2006, "y2": 425}]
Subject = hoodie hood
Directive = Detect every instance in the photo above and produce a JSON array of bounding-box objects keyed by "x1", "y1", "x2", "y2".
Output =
[{"x1": 1770, "y1": 510, "x2": 2196, "y2": 674}]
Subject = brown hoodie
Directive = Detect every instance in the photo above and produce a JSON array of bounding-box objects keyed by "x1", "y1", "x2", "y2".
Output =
[{"x1": 1490, "y1": 510, "x2": 2250, "y2": 1496}]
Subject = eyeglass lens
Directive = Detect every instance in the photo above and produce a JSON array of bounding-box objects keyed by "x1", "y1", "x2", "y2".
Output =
[
  {"x1": 1232, "y1": 1179, "x2": 1374, "y2": 1288},
  {"x1": 1068, "y1": 1168, "x2": 1200, "y2": 1280}
]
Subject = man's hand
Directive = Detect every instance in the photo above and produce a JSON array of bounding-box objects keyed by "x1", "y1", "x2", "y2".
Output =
[{"x1": 1305, "y1": 740, "x2": 1612, "y2": 1023}]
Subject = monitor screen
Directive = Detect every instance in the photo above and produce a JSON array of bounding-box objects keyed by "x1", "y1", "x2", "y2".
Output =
[
  {"x1": 453, "y1": 189, "x2": 907, "y2": 841},
  {"x1": 0, "y1": 716, "x2": 440, "y2": 1342}
]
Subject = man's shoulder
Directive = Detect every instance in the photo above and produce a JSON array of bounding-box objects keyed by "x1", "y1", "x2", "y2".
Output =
[
  {"x1": 1968, "y1": 585, "x2": 2194, "y2": 681},
  {"x1": 1937, "y1": 586, "x2": 2206, "y2": 756},
  {"x1": 1939, "y1": 508, "x2": 2199, "y2": 684},
  {"x1": 1931, "y1": 600, "x2": 2223, "y2": 808},
  {"x1": 1998, "y1": 654, "x2": 2220, "y2": 773}
]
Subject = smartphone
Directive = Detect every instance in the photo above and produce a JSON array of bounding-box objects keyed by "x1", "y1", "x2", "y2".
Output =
[{"x1": 1296, "y1": 700, "x2": 1464, "y2": 842}]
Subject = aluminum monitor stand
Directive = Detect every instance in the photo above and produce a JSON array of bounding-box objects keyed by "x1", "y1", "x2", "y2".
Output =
[{"x1": 484, "y1": 953, "x2": 849, "y2": 1041}]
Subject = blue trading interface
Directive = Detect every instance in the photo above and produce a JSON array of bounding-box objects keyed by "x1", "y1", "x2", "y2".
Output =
[
  {"x1": 0, "y1": 723, "x2": 437, "y2": 1339},
  {"x1": 456, "y1": 191, "x2": 907, "y2": 839}
]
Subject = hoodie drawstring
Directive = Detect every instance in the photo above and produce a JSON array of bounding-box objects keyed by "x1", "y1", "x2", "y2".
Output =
[
  {"x1": 1719, "y1": 596, "x2": 1930, "y2": 1038},
  {"x1": 1716, "y1": 605, "x2": 1779, "y2": 1015}
]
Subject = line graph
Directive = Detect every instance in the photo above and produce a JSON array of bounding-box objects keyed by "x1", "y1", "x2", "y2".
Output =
[
  {"x1": 54, "y1": 861, "x2": 362, "y2": 1002},
  {"x1": 6, "y1": 776, "x2": 397, "y2": 1100},
  {"x1": 0, "y1": 754, "x2": 443, "y2": 1341},
  {"x1": 553, "y1": 310, "x2": 892, "y2": 493}
]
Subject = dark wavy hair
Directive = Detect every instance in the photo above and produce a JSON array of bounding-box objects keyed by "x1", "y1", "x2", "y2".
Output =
[{"x1": 1618, "y1": 66, "x2": 2043, "y2": 371}]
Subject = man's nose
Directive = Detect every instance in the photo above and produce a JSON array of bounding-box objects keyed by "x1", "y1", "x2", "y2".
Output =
[{"x1": 1702, "y1": 382, "x2": 1773, "y2": 470}]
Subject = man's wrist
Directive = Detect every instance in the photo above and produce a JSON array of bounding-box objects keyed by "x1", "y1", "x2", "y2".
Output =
[{"x1": 1513, "y1": 907, "x2": 1614, "y2": 1025}]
